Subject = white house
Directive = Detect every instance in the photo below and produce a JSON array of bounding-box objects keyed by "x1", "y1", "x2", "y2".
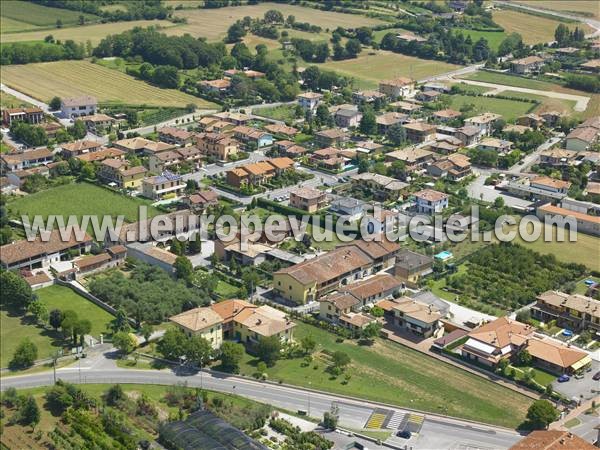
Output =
[{"x1": 61, "y1": 95, "x2": 98, "y2": 118}]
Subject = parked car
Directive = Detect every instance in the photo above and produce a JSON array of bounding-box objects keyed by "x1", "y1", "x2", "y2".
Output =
[
  {"x1": 396, "y1": 430, "x2": 411, "y2": 439},
  {"x1": 557, "y1": 374, "x2": 570, "y2": 383},
  {"x1": 574, "y1": 373, "x2": 584, "y2": 380},
  {"x1": 592, "y1": 371, "x2": 600, "y2": 381}
]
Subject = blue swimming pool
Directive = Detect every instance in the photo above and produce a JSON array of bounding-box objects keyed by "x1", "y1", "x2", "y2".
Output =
[{"x1": 435, "y1": 250, "x2": 453, "y2": 261}]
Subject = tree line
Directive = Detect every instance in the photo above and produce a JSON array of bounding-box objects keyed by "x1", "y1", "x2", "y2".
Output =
[
  {"x1": 1, "y1": 38, "x2": 86, "y2": 65},
  {"x1": 29, "y1": 0, "x2": 170, "y2": 22}
]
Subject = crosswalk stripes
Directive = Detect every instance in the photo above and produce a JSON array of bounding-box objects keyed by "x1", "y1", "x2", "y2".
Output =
[
  {"x1": 385, "y1": 411, "x2": 407, "y2": 430},
  {"x1": 365, "y1": 412, "x2": 387, "y2": 429}
]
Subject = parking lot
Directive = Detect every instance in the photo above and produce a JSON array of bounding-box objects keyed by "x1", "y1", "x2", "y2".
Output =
[{"x1": 552, "y1": 357, "x2": 600, "y2": 401}]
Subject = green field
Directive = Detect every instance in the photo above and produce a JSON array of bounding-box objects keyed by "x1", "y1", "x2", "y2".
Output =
[
  {"x1": 1, "y1": 285, "x2": 114, "y2": 367},
  {"x1": 454, "y1": 29, "x2": 507, "y2": 51},
  {"x1": 513, "y1": 1, "x2": 600, "y2": 20},
  {"x1": 169, "y1": 3, "x2": 384, "y2": 41},
  {"x1": 459, "y1": 71, "x2": 558, "y2": 90},
  {"x1": 448, "y1": 94, "x2": 535, "y2": 120},
  {"x1": 0, "y1": 16, "x2": 41, "y2": 33},
  {"x1": 1, "y1": 20, "x2": 178, "y2": 45},
  {"x1": 500, "y1": 90, "x2": 577, "y2": 114},
  {"x1": 1, "y1": 0, "x2": 98, "y2": 29},
  {"x1": 0, "y1": 91, "x2": 33, "y2": 109},
  {"x1": 316, "y1": 50, "x2": 461, "y2": 89},
  {"x1": 7, "y1": 182, "x2": 161, "y2": 225},
  {"x1": 238, "y1": 322, "x2": 531, "y2": 428},
  {"x1": 0, "y1": 60, "x2": 216, "y2": 108},
  {"x1": 253, "y1": 104, "x2": 298, "y2": 122}
]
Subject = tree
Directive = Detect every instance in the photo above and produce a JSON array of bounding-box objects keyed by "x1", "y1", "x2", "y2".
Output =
[
  {"x1": 331, "y1": 351, "x2": 350, "y2": 371},
  {"x1": 370, "y1": 306, "x2": 384, "y2": 318},
  {"x1": 105, "y1": 384, "x2": 125, "y2": 406},
  {"x1": 10, "y1": 339, "x2": 38, "y2": 369},
  {"x1": 361, "y1": 321, "x2": 382, "y2": 344},
  {"x1": 554, "y1": 23, "x2": 569, "y2": 46},
  {"x1": 27, "y1": 301, "x2": 48, "y2": 326},
  {"x1": 69, "y1": 120, "x2": 87, "y2": 140},
  {"x1": 174, "y1": 256, "x2": 193, "y2": 281},
  {"x1": 49, "y1": 96, "x2": 62, "y2": 110},
  {"x1": 315, "y1": 104, "x2": 333, "y2": 127},
  {"x1": 359, "y1": 106, "x2": 377, "y2": 135},
  {"x1": 74, "y1": 319, "x2": 92, "y2": 346},
  {"x1": 18, "y1": 395, "x2": 40, "y2": 430},
  {"x1": 256, "y1": 336, "x2": 281, "y2": 367},
  {"x1": 56, "y1": 19, "x2": 63, "y2": 28},
  {"x1": 219, "y1": 341, "x2": 244, "y2": 372},
  {"x1": 300, "y1": 335, "x2": 316, "y2": 355},
  {"x1": 158, "y1": 328, "x2": 187, "y2": 361},
  {"x1": 113, "y1": 331, "x2": 136, "y2": 356},
  {"x1": 526, "y1": 400, "x2": 558, "y2": 429},
  {"x1": 493, "y1": 196, "x2": 505, "y2": 208},
  {"x1": 188, "y1": 234, "x2": 202, "y2": 254},
  {"x1": 110, "y1": 308, "x2": 131, "y2": 333},
  {"x1": 140, "y1": 323, "x2": 154, "y2": 344},
  {"x1": 516, "y1": 349, "x2": 532, "y2": 366},
  {"x1": 345, "y1": 38, "x2": 362, "y2": 58},
  {"x1": 227, "y1": 22, "x2": 246, "y2": 43},
  {"x1": 322, "y1": 411, "x2": 338, "y2": 430},
  {"x1": 170, "y1": 238, "x2": 185, "y2": 256},
  {"x1": 516, "y1": 309, "x2": 531, "y2": 324},
  {"x1": 60, "y1": 310, "x2": 79, "y2": 342},
  {"x1": 186, "y1": 335, "x2": 212, "y2": 367},
  {"x1": 264, "y1": 9, "x2": 284, "y2": 23},
  {"x1": 386, "y1": 123, "x2": 406, "y2": 146},
  {"x1": 0, "y1": 270, "x2": 34, "y2": 310}
]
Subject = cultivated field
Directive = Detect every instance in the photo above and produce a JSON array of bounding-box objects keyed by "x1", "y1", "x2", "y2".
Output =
[
  {"x1": 493, "y1": 9, "x2": 593, "y2": 44},
  {"x1": 513, "y1": 1, "x2": 600, "y2": 19},
  {"x1": 169, "y1": 3, "x2": 384, "y2": 41},
  {"x1": 500, "y1": 90, "x2": 577, "y2": 115},
  {"x1": 316, "y1": 50, "x2": 461, "y2": 89},
  {"x1": 0, "y1": 16, "x2": 41, "y2": 33},
  {"x1": 0, "y1": 60, "x2": 216, "y2": 108},
  {"x1": 1, "y1": 0, "x2": 98, "y2": 29},
  {"x1": 1, "y1": 20, "x2": 178, "y2": 45},
  {"x1": 454, "y1": 28, "x2": 507, "y2": 51},
  {"x1": 449, "y1": 95, "x2": 535, "y2": 121},
  {"x1": 7, "y1": 182, "x2": 161, "y2": 225}
]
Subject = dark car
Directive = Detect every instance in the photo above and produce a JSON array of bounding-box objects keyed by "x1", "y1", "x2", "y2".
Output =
[
  {"x1": 397, "y1": 430, "x2": 411, "y2": 439},
  {"x1": 593, "y1": 371, "x2": 600, "y2": 381}
]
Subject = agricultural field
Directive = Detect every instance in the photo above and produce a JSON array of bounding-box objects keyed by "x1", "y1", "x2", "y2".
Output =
[
  {"x1": 0, "y1": 285, "x2": 114, "y2": 367},
  {"x1": 453, "y1": 28, "x2": 507, "y2": 51},
  {"x1": 316, "y1": 50, "x2": 462, "y2": 89},
  {"x1": 492, "y1": 9, "x2": 593, "y2": 44},
  {"x1": 448, "y1": 94, "x2": 536, "y2": 121},
  {"x1": 6, "y1": 182, "x2": 161, "y2": 225},
  {"x1": 500, "y1": 90, "x2": 577, "y2": 115},
  {"x1": 513, "y1": 1, "x2": 600, "y2": 19},
  {"x1": 1, "y1": 20, "x2": 178, "y2": 45},
  {"x1": 0, "y1": 0, "x2": 98, "y2": 29},
  {"x1": 0, "y1": 60, "x2": 216, "y2": 108},
  {"x1": 169, "y1": 3, "x2": 385, "y2": 41},
  {"x1": 238, "y1": 322, "x2": 532, "y2": 428},
  {"x1": 0, "y1": 16, "x2": 41, "y2": 33}
]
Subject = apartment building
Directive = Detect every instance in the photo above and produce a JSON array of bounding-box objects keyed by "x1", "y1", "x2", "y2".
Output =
[
  {"x1": 531, "y1": 290, "x2": 600, "y2": 333},
  {"x1": 289, "y1": 187, "x2": 328, "y2": 213}
]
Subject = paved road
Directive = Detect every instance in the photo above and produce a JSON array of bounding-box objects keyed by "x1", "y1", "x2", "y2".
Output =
[
  {"x1": 508, "y1": 136, "x2": 562, "y2": 174},
  {"x1": 1, "y1": 366, "x2": 522, "y2": 449},
  {"x1": 456, "y1": 79, "x2": 591, "y2": 112},
  {"x1": 419, "y1": 63, "x2": 485, "y2": 83},
  {"x1": 467, "y1": 168, "x2": 534, "y2": 209}
]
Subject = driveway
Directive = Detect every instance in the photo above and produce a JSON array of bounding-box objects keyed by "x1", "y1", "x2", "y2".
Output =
[
  {"x1": 551, "y1": 358, "x2": 600, "y2": 401},
  {"x1": 467, "y1": 169, "x2": 534, "y2": 209}
]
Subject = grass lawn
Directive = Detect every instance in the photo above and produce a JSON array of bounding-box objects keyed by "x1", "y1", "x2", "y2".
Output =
[
  {"x1": 1, "y1": 285, "x2": 113, "y2": 368},
  {"x1": 459, "y1": 71, "x2": 561, "y2": 90},
  {"x1": 237, "y1": 322, "x2": 532, "y2": 428},
  {"x1": 1, "y1": 20, "x2": 178, "y2": 45},
  {"x1": 7, "y1": 182, "x2": 161, "y2": 225},
  {"x1": 513, "y1": 1, "x2": 599, "y2": 19},
  {"x1": 0, "y1": 16, "x2": 41, "y2": 33},
  {"x1": 448, "y1": 94, "x2": 536, "y2": 121},
  {"x1": 316, "y1": 50, "x2": 462, "y2": 89},
  {"x1": 0, "y1": 60, "x2": 216, "y2": 109},
  {"x1": 492, "y1": 9, "x2": 592, "y2": 44},
  {"x1": 0, "y1": 0, "x2": 98, "y2": 28},
  {"x1": 214, "y1": 280, "x2": 240, "y2": 299},
  {"x1": 253, "y1": 104, "x2": 298, "y2": 122},
  {"x1": 454, "y1": 29, "x2": 507, "y2": 51},
  {"x1": 575, "y1": 276, "x2": 599, "y2": 295},
  {"x1": 0, "y1": 91, "x2": 34, "y2": 109},
  {"x1": 500, "y1": 90, "x2": 577, "y2": 115},
  {"x1": 170, "y1": 3, "x2": 384, "y2": 41}
]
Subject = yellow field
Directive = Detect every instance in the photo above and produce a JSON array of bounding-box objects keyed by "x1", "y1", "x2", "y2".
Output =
[
  {"x1": 315, "y1": 50, "x2": 461, "y2": 89},
  {"x1": 493, "y1": 9, "x2": 593, "y2": 44},
  {"x1": 0, "y1": 60, "x2": 216, "y2": 108},
  {"x1": 513, "y1": 1, "x2": 599, "y2": 19},
  {"x1": 0, "y1": 20, "x2": 178, "y2": 45},
  {"x1": 169, "y1": 3, "x2": 384, "y2": 40}
]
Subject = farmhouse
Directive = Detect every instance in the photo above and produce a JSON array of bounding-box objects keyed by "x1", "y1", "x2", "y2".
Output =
[{"x1": 61, "y1": 95, "x2": 97, "y2": 118}]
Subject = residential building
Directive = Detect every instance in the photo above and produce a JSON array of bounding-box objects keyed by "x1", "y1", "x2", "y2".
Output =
[
  {"x1": 403, "y1": 122, "x2": 436, "y2": 143},
  {"x1": 454, "y1": 125, "x2": 481, "y2": 146},
  {"x1": 195, "y1": 132, "x2": 239, "y2": 161},
  {"x1": 2, "y1": 107, "x2": 44, "y2": 126},
  {"x1": 379, "y1": 77, "x2": 415, "y2": 98},
  {"x1": 385, "y1": 147, "x2": 434, "y2": 171},
  {"x1": 427, "y1": 153, "x2": 471, "y2": 180},
  {"x1": 1, "y1": 147, "x2": 53, "y2": 171},
  {"x1": 232, "y1": 125, "x2": 273, "y2": 148},
  {"x1": 170, "y1": 307, "x2": 224, "y2": 349},
  {"x1": 158, "y1": 126, "x2": 193, "y2": 146},
  {"x1": 142, "y1": 171, "x2": 186, "y2": 200},
  {"x1": 565, "y1": 126, "x2": 599, "y2": 151},
  {"x1": 60, "y1": 139, "x2": 102, "y2": 158},
  {"x1": 393, "y1": 250, "x2": 433, "y2": 287},
  {"x1": 413, "y1": 189, "x2": 449, "y2": 214},
  {"x1": 511, "y1": 55, "x2": 545, "y2": 74},
  {"x1": 510, "y1": 430, "x2": 596, "y2": 450},
  {"x1": 264, "y1": 123, "x2": 299, "y2": 138},
  {"x1": 198, "y1": 78, "x2": 230, "y2": 93},
  {"x1": 297, "y1": 92, "x2": 323, "y2": 113},
  {"x1": 461, "y1": 317, "x2": 591, "y2": 374},
  {"x1": 432, "y1": 109, "x2": 461, "y2": 123},
  {"x1": 0, "y1": 227, "x2": 92, "y2": 270},
  {"x1": 335, "y1": 108, "x2": 362, "y2": 128},
  {"x1": 464, "y1": 113, "x2": 502, "y2": 136},
  {"x1": 210, "y1": 111, "x2": 252, "y2": 126},
  {"x1": 183, "y1": 190, "x2": 218, "y2": 212},
  {"x1": 76, "y1": 147, "x2": 126, "y2": 163},
  {"x1": 226, "y1": 157, "x2": 293, "y2": 188},
  {"x1": 79, "y1": 113, "x2": 115, "y2": 131},
  {"x1": 389, "y1": 100, "x2": 422, "y2": 114},
  {"x1": 315, "y1": 128, "x2": 349, "y2": 148},
  {"x1": 352, "y1": 89, "x2": 386, "y2": 103},
  {"x1": 98, "y1": 159, "x2": 147, "y2": 189},
  {"x1": 337, "y1": 238, "x2": 401, "y2": 272},
  {"x1": 415, "y1": 90, "x2": 440, "y2": 102},
  {"x1": 289, "y1": 187, "x2": 327, "y2": 213},
  {"x1": 478, "y1": 137, "x2": 513, "y2": 155},
  {"x1": 517, "y1": 113, "x2": 544, "y2": 128},
  {"x1": 123, "y1": 242, "x2": 179, "y2": 274},
  {"x1": 430, "y1": 135, "x2": 462, "y2": 154},
  {"x1": 539, "y1": 148, "x2": 577, "y2": 167},
  {"x1": 531, "y1": 176, "x2": 571, "y2": 194},
  {"x1": 532, "y1": 290, "x2": 600, "y2": 334},
  {"x1": 503, "y1": 124, "x2": 532, "y2": 135},
  {"x1": 508, "y1": 177, "x2": 570, "y2": 202},
  {"x1": 60, "y1": 95, "x2": 97, "y2": 118},
  {"x1": 113, "y1": 137, "x2": 174, "y2": 155},
  {"x1": 350, "y1": 172, "x2": 409, "y2": 201},
  {"x1": 376, "y1": 112, "x2": 408, "y2": 133},
  {"x1": 355, "y1": 141, "x2": 384, "y2": 154},
  {"x1": 390, "y1": 296, "x2": 444, "y2": 338},
  {"x1": 329, "y1": 197, "x2": 366, "y2": 221},
  {"x1": 540, "y1": 111, "x2": 563, "y2": 128},
  {"x1": 148, "y1": 147, "x2": 202, "y2": 172},
  {"x1": 537, "y1": 202, "x2": 600, "y2": 235}
]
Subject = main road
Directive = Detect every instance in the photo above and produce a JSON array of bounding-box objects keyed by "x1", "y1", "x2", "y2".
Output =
[{"x1": 1, "y1": 366, "x2": 521, "y2": 449}]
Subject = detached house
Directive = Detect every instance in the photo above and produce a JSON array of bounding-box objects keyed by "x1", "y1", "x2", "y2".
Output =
[
  {"x1": 232, "y1": 126, "x2": 273, "y2": 148},
  {"x1": 478, "y1": 137, "x2": 513, "y2": 155},
  {"x1": 335, "y1": 108, "x2": 362, "y2": 128},
  {"x1": 195, "y1": 132, "x2": 239, "y2": 161},
  {"x1": 393, "y1": 250, "x2": 433, "y2": 287},
  {"x1": 60, "y1": 95, "x2": 97, "y2": 118},
  {"x1": 402, "y1": 122, "x2": 436, "y2": 143},
  {"x1": 427, "y1": 153, "x2": 471, "y2": 180},
  {"x1": 199, "y1": 78, "x2": 231, "y2": 93},
  {"x1": 379, "y1": 77, "x2": 415, "y2": 98},
  {"x1": 413, "y1": 189, "x2": 449, "y2": 215},
  {"x1": 289, "y1": 187, "x2": 328, "y2": 213},
  {"x1": 511, "y1": 56, "x2": 545, "y2": 74},
  {"x1": 98, "y1": 159, "x2": 147, "y2": 189},
  {"x1": 297, "y1": 92, "x2": 323, "y2": 113},
  {"x1": 158, "y1": 127, "x2": 193, "y2": 147},
  {"x1": 464, "y1": 113, "x2": 502, "y2": 136},
  {"x1": 60, "y1": 139, "x2": 103, "y2": 158},
  {"x1": 142, "y1": 171, "x2": 186, "y2": 200},
  {"x1": 315, "y1": 128, "x2": 349, "y2": 148}
]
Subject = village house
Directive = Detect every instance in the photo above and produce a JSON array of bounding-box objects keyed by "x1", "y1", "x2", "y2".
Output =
[
  {"x1": 79, "y1": 113, "x2": 115, "y2": 131},
  {"x1": 352, "y1": 89, "x2": 387, "y2": 103},
  {"x1": 402, "y1": 122, "x2": 437, "y2": 143},
  {"x1": 297, "y1": 91, "x2": 323, "y2": 113},
  {"x1": 393, "y1": 250, "x2": 433, "y2": 287},
  {"x1": 517, "y1": 113, "x2": 545, "y2": 128},
  {"x1": 232, "y1": 125, "x2": 273, "y2": 148},
  {"x1": 1, "y1": 147, "x2": 53, "y2": 172},
  {"x1": 0, "y1": 227, "x2": 92, "y2": 270},
  {"x1": 454, "y1": 125, "x2": 482, "y2": 146},
  {"x1": 195, "y1": 132, "x2": 239, "y2": 161},
  {"x1": 385, "y1": 147, "x2": 434, "y2": 171},
  {"x1": 539, "y1": 148, "x2": 578, "y2": 167},
  {"x1": 2, "y1": 107, "x2": 44, "y2": 126},
  {"x1": 427, "y1": 153, "x2": 472, "y2": 180},
  {"x1": 158, "y1": 126, "x2": 193, "y2": 147},
  {"x1": 289, "y1": 187, "x2": 328, "y2": 213},
  {"x1": 335, "y1": 108, "x2": 363, "y2": 128},
  {"x1": 388, "y1": 296, "x2": 444, "y2": 338},
  {"x1": 376, "y1": 112, "x2": 409, "y2": 133},
  {"x1": 226, "y1": 158, "x2": 294, "y2": 188},
  {"x1": 315, "y1": 128, "x2": 349, "y2": 148},
  {"x1": 532, "y1": 290, "x2": 600, "y2": 334},
  {"x1": 198, "y1": 78, "x2": 231, "y2": 93},
  {"x1": 183, "y1": 190, "x2": 219, "y2": 212},
  {"x1": 98, "y1": 158, "x2": 147, "y2": 189},
  {"x1": 264, "y1": 123, "x2": 299, "y2": 138},
  {"x1": 413, "y1": 189, "x2": 449, "y2": 215},
  {"x1": 60, "y1": 139, "x2": 103, "y2": 158},
  {"x1": 477, "y1": 137, "x2": 514, "y2": 155},
  {"x1": 432, "y1": 109, "x2": 461, "y2": 123},
  {"x1": 511, "y1": 55, "x2": 545, "y2": 74},
  {"x1": 76, "y1": 147, "x2": 126, "y2": 163},
  {"x1": 350, "y1": 172, "x2": 409, "y2": 201},
  {"x1": 60, "y1": 95, "x2": 97, "y2": 118},
  {"x1": 379, "y1": 77, "x2": 415, "y2": 98},
  {"x1": 142, "y1": 171, "x2": 186, "y2": 200},
  {"x1": 464, "y1": 113, "x2": 502, "y2": 136}
]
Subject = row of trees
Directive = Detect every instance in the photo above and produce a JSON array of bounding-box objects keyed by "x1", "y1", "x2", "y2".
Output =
[
  {"x1": 1, "y1": 39, "x2": 86, "y2": 65},
  {"x1": 31, "y1": 0, "x2": 170, "y2": 22}
]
